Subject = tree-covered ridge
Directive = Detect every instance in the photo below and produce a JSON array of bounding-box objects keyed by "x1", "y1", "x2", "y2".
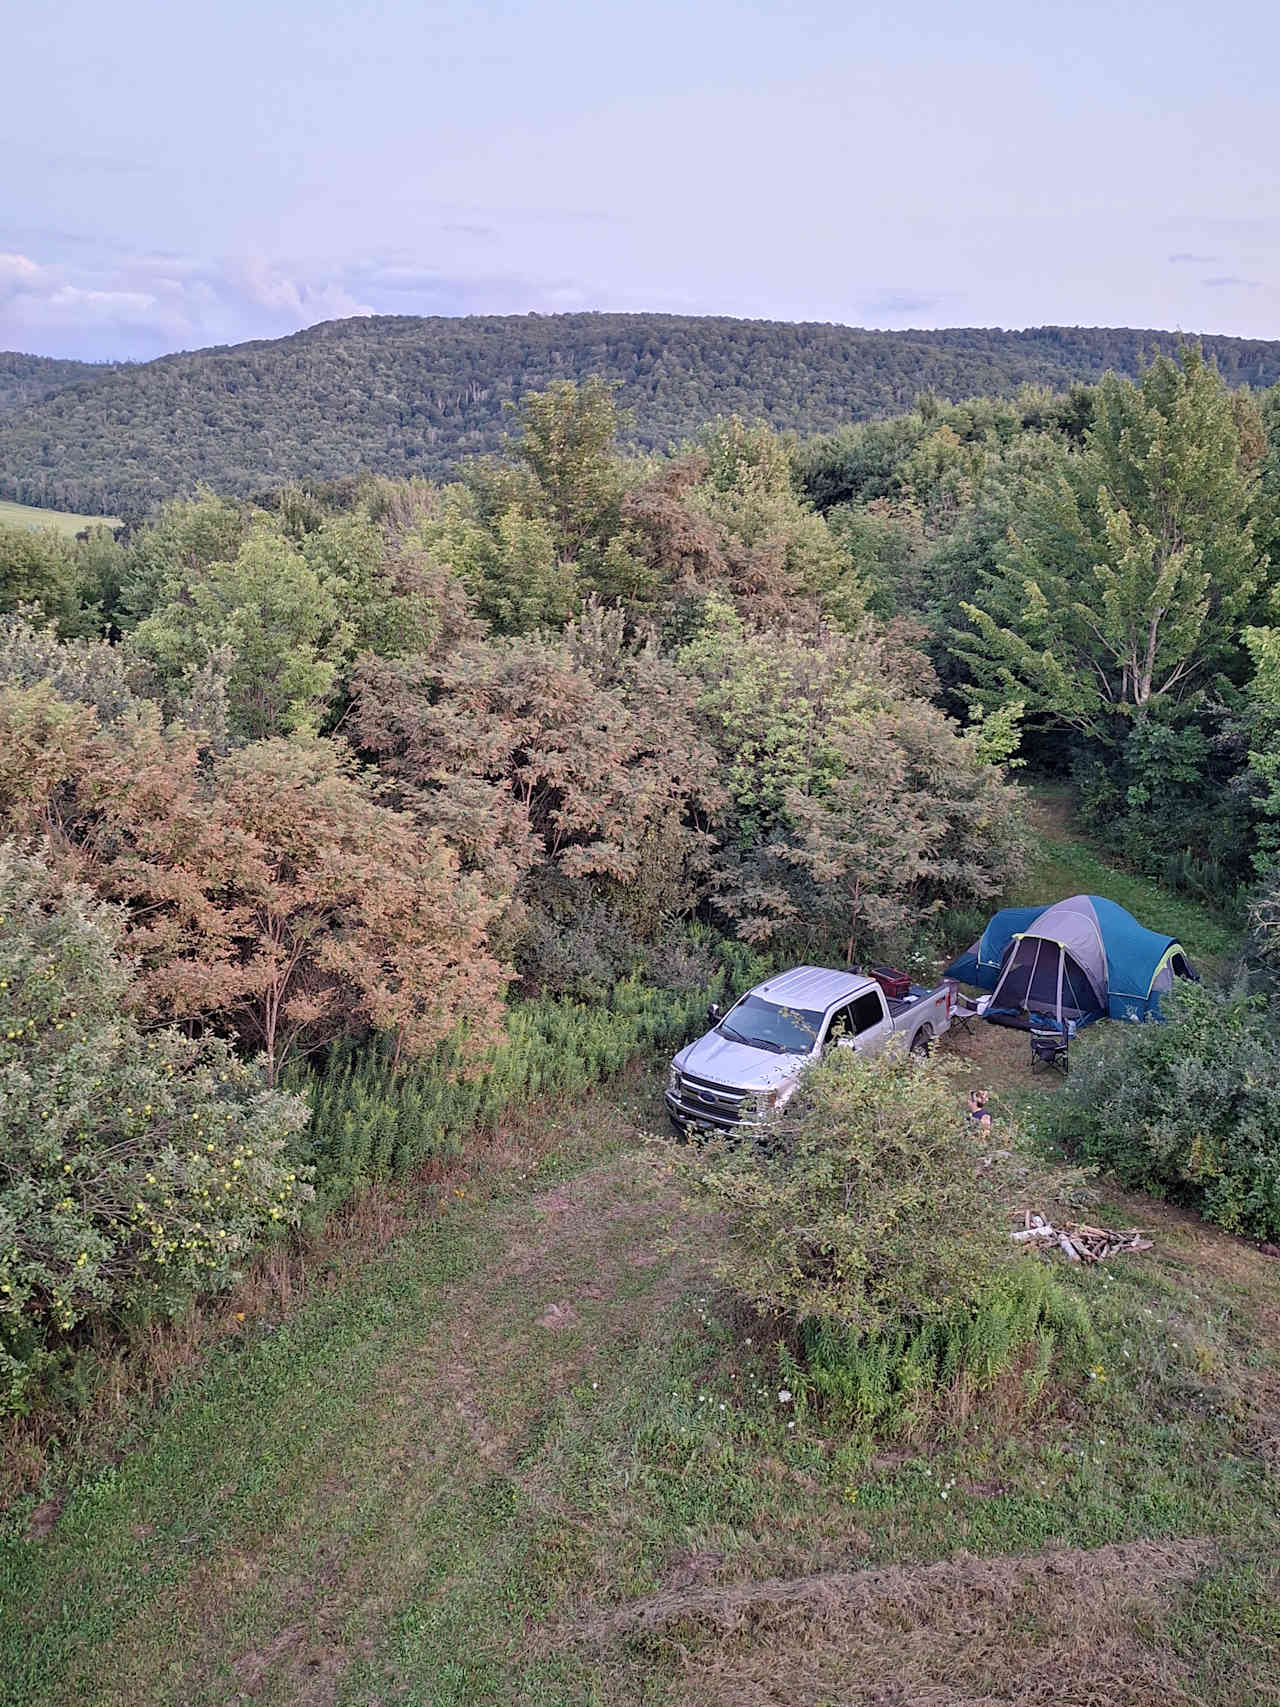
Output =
[
  {"x1": 5, "y1": 312, "x2": 1280, "y2": 519},
  {"x1": 0, "y1": 351, "x2": 113, "y2": 416}
]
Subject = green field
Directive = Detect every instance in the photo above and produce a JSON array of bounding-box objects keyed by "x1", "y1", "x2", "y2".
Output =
[
  {"x1": 0, "y1": 497, "x2": 122, "y2": 536},
  {"x1": 2, "y1": 811, "x2": 1276, "y2": 1707}
]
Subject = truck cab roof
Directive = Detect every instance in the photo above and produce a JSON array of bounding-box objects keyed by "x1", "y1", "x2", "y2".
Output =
[{"x1": 747, "y1": 965, "x2": 878, "y2": 1013}]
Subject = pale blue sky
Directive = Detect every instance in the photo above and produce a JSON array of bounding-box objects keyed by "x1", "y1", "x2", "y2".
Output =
[{"x1": 3, "y1": 0, "x2": 1278, "y2": 358}]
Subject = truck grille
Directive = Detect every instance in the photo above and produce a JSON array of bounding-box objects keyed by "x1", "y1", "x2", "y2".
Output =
[{"x1": 674, "y1": 1071, "x2": 750, "y2": 1125}]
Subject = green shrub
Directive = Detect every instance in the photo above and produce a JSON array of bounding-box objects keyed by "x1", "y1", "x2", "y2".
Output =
[
  {"x1": 0, "y1": 845, "x2": 312, "y2": 1414},
  {"x1": 514, "y1": 904, "x2": 721, "y2": 1004},
  {"x1": 678, "y1": 1049, "x2": 1090, "y2": 1436},
  {"x1": 1046, "y1": 983, "x2": 1280, "y2": 1239},
  {"x1": 678, "y1": 1049, "x2": 1010, "y2": 1339}
]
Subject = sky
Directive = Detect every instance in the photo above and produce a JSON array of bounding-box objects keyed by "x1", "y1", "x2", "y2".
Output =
[{"x1": 3, "y1": 0, "x2": 1278, "y2": 361}]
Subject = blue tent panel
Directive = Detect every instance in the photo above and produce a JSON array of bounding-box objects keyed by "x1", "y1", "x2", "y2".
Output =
[
  {"x1": 944, "y1": 905, "x2": 1046, "y2": 992},
  {"x1": 1085, "y1": 895, "x2": 1182, "y2": 1021}
]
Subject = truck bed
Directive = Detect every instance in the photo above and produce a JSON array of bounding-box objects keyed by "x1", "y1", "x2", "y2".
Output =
[{"x1": 885, "y1": 984, "x2": 940, "y2": 1020}]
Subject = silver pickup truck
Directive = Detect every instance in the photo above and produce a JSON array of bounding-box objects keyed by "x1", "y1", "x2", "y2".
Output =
[{"x1": 665, "y1": 964, "x2": 955, "y2": 1134}]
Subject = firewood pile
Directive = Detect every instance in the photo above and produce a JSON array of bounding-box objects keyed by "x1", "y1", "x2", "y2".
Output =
[{"x1": 1011, "y1": 1209, "x2": 1152, "y2": 1263}]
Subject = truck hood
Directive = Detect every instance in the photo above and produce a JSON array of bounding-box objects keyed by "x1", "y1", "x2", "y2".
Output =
[{"x1": 674, "y1": 1031, "x2": 810, "y2": 1094}]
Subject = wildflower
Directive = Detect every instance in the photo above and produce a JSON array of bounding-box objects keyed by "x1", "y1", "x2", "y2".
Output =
[
  {"x1": 778, "y1": 1389, "x2": 792, "y2": 1404},
  {"x1": 235, "y1": 1311, "x2": 245, "y2": 1322},
  {"x1": 786, "y1": 1420, "x2": 795, "y2": 1430}
]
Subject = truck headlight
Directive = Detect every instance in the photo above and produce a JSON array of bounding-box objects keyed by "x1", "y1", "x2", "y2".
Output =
[
  {"x1": 667, "y1": 1064, "x2": 680, "y2": 1095},
  {"x1": 743, "y1": 1089, "x2": 778, "y2": 1118}
]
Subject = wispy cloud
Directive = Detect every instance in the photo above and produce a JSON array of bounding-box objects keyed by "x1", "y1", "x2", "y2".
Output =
[
  {"x1": 1168, "y1": 251, "x2": 1218, "y2": 263},
  {"x1": 0, "y1": 239, "x2": 607, "y2": 359},
  {"x1": 0, "y1": 247, "x2": 376, "y2": 359},
  {"x1": 1201, "y1": 274, "x2": 1264, "y2": 289}
]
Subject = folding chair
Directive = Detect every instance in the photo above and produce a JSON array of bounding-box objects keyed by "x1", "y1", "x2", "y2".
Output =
[{"x1": 1028, "y1": 1012, "x2": 1070, "y2": 1074}]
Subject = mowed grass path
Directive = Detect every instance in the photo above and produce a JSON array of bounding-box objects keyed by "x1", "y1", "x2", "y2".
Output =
[
  {"x1": 1016, "y1": 787, "x2": 1238, "y2": 971},
  {"x1": 4, "y1": 809, "x2": 1278, "y2": 1705}
]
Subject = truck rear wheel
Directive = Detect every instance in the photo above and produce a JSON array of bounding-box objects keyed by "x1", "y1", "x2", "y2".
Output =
[{"x1": 910, "y1": 1025, "x2": 933, "y2": 1057}]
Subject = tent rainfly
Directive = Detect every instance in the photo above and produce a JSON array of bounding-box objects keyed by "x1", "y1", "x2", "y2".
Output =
[{"x1": 944, "y1": 894, "x2": 1196, "y2": 1027}]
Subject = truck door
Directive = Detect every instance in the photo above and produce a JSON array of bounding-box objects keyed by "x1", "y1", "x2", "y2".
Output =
[{"x1": 849, "y1": 987, "x2": 894, "y2": 1057}]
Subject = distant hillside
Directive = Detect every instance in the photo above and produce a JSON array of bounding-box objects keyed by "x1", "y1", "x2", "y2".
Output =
[
  {"x1": 0, "y1": 351, "x2": 116, "y2": 416},
  {"x1": 3, "y1": 314, "x2": 1279, "y2": 519}
]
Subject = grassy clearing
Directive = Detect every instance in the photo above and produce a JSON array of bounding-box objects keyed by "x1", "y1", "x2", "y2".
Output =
[
  {"x1": 3, "y1": 803, "x2": 1275, "y2": 1705},
  {"x1": 0, "y1": 497, "x2": 122, "y2": 536},
  {"x1": 4, "y1": 1053, "x2": 1280, "y2": 1706}
]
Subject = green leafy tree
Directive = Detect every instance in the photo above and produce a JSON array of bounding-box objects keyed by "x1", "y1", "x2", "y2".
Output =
[
  {"x1": 783, "y1": 702, "x2": 1026, "y2": 964},
  {"x1": 511, "y1": 377, "x2": 627, "y2": 563},
  {"x1": 677, "y1": 600, "x2": 1023, "y2": 951},
  {"x1": 119, "y1": 491, "x2": 251, "y2": 627},
  {"x1": 689, "y1": 418, "x2": 864, "y2": 628},
  {"x1": 417, "y1": 490, "x2": 578, "y2": 635},
  {"x1": 300, "y1": 508, "x2": 479, "y2": 658},
  {"x1": 0, "y1": 844, "x2": 312, "y2": 1412},
  {"x1": 0, "y1": 524, "x2": 86, "y2": 633},
  {"x1": 959, "y1": 347, "x2": 1265, "y2": 741},
  {"x1": 133, "y1": 524, "x2": 351, "y2": 739}
]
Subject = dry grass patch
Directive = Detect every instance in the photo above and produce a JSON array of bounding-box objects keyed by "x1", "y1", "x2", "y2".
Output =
[{"x1": 573, "y1": 1538, "x2": 1219, "y2": 1706}]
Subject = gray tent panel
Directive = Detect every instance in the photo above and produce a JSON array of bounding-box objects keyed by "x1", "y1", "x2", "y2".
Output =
[
  {"x1": 1026, "y1": 896, "x2": 1109, "y2": 996},
  {"x1": 988, "y1": 912, "x2": 1107, "y2": 1024}
]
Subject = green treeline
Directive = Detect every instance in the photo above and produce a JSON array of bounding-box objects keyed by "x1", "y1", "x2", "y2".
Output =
[
  {"x1": 0, "y1": 379, "x2": 1029, "y2": 1408},
  {"x1": 6, "y1": 312, "x2": 1280, "y2": 518}
]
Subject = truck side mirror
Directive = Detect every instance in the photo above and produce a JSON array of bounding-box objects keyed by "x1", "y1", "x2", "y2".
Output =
[{"x1": 706, "y1": 1003, "x2": 722, "y2": 1025}]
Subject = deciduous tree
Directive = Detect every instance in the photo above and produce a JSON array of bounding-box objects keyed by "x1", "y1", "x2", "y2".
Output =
[{"x1": 959, "y1": 348, "x2": 1265, "y2": 741}]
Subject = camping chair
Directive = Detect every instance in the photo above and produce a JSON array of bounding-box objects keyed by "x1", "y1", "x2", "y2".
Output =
[
  {"x1": 1028, "y1": 1012, "x2": 1071, "y2": 1075},
  {"x1": 950, "y1": 996, "x2": 979, "y2": 1036}
]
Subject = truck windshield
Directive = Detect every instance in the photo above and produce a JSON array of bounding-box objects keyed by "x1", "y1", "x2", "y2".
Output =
[{"x1": 719, "y1": 995, "x2": 824, "y2": 1055}]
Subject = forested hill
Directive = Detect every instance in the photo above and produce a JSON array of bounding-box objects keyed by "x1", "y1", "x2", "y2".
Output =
[
  {"x1": 5, "y1": 313, "x2": 1280, "y2": 519},
  {"x1": 0, "y1": 352, "x2": 113, "y2": 416}
]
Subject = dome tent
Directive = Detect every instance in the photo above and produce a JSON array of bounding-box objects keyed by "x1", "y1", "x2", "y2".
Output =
[{"x1": 944, "y1": 894, "x2": 1195, "y2": 1027}]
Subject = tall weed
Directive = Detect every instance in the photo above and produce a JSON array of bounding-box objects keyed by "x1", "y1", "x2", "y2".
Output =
[
  {"x1": 781, "y1": 1262, "x2": 1095, "y2": 1440},
  {"x1": 302, "y1": 940, "x2": 769, "y2": 1209}
]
